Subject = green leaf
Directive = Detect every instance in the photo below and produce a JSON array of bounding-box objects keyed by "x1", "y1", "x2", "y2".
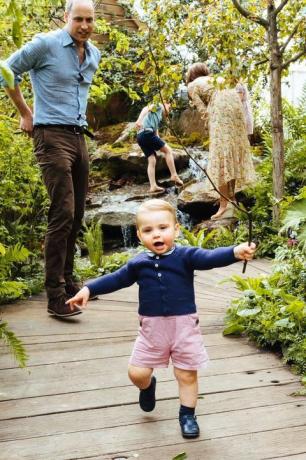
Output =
[
  {"x1": 223, "y1": 323, "x2": 245, "y2": 335},
  {"x1": 0, "y1": 320, "x2": 28, "y2": 368},
  {"x1": 172, "y1": 453, "x2": 188, "y2": 460},
  {"x1": 0, "y1": 61, "x2": 15, "y2": 89},
  {"x1": 274, "y1": 318, "x2": 292, "y2": 328},
  {"x1": 237, "y1": 307, "x2": 261, "y2": 317}
]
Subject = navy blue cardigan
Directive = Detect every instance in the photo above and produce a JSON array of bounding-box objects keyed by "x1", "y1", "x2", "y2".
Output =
[{"x1": 86, "y1": 245, "x2": 237, "y2": 316}]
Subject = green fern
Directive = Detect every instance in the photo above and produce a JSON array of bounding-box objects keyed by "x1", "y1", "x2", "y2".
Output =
[
  {"x1": 180, "y1": 226, "x2": 219, "y2": 248},
  {"x1": 0, "y1": 242, "x2": 30, "y2": 278},
  {"x1": 0, "y1": 320, "x2": 28, "y2": 368},
  {"x1": 83, "y1": 220, "x2": 104, "y2": 267},
  {"x1": 280, "y1": 192, "x2": 306, "y2": 253}
]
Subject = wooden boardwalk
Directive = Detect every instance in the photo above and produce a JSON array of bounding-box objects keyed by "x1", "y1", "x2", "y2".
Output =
[{"x1": 0, "y1": 259, "x2": 305, "y2": 460}]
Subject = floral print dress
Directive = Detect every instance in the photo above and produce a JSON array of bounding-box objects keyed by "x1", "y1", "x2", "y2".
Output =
[{"x1": 188, "y1": 76, "x2": 256, "y2": 198}]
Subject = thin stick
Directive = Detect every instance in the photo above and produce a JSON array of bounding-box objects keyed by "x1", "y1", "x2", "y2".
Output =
[{"x1": 147, "y1": 28, "x2": 252, "y2": 272}]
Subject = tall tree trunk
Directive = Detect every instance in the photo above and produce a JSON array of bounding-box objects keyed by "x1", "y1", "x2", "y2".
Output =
[{"x1": 268, "y1": 7, "x2": 284, "y2": 223}]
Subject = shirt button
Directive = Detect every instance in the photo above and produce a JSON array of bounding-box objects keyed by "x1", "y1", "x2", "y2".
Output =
[
  {"x1": 155, "y1": 263, "x2": 159, "y2": 268},
  {"x1": 158, "y1": 273, "x2": 162, "y2": 277}
]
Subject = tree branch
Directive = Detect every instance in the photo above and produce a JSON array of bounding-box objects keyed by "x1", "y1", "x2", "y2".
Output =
[
  {"x1": 255, "y1": 57, "x2": 269, "y2": 66},
  {"x1": 280, "y1": 18, "x2": 305, "y2": 54},
  {"x1": 274, "y1": 0, "x2": 290, "y2": 16},
  {"x1": 282, "y1": 48, "x2": 306, "y2": 70},
  {"x1": 231, "y1": 0, "x2": 268, "y2": 28}
]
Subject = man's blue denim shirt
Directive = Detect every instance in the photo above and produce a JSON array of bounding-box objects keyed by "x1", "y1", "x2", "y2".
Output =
[{"x1": 0, "y1": 29, "x2": 101, "y2": 126}]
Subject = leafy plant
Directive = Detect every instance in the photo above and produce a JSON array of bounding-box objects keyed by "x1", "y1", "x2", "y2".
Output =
[
  {"x1": 0, "y1": 320, "x2": 28, "y2": 368},
  {"x1": 0, "y1": 242, "x2": 30, "y2": 304},
  {"x1": 223, "y1": 244, "x2": 306, "y2": 375},
  {"x1": 280, "y1": 189, "x2": 306, "y2": 253},
  {"x1": 75, "y1": 251, "x2": 132, "y2": 281},
  {"x1": 179, "y1": 226, "x2": 218, "y2": 248},
  {"x1": 83, "y1": 220, "x2": 104, "y2": 268}
]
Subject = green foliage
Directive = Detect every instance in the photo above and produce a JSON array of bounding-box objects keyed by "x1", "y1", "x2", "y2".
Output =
[
  {"x1": 280, "y1": 189, "x2": 306, "y2": 253},
  {"x1": 172, "y1": 453, "x2": 188, "y2": 460},
  {"x1": 75, "y1": 251, "x2": 131, "y2": 281},
  {"x1": 83, "y1": 220, "x2": 104, "y2": 267},
  {"x1": 223, "y1": 246, "x2": 306, "y2": 375},
  {"x1": 0, "y1": 113, "x2": 48, "y2": 251},
  {"x1": 0, "y1": 60, "x2": 14, "y2": 88},
  {"x1": 180, "y1": 226, "x2": 218, "y2": 248},
  {"x1": 0, "y1": 242, "x2": 30, "y2": 304},
  {"x1": 78, "y1": 222, "x2": 132, "y2": 279},
  {"x1": 0, "y1": 320, "x2": 28, "y2": 368}
]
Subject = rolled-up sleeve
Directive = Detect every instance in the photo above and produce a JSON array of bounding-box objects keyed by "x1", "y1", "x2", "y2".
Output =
[{"x1": 0, "y1": 34, "x2": 47, "y2": 87}]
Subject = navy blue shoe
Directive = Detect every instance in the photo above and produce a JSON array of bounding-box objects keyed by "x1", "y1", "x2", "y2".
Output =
[
  {"x1": 179, "y1": 415, "x2": 200, "y2": 439},
  {"x1": 139, "y1": 376, "x2": 156, "y2": 412}
]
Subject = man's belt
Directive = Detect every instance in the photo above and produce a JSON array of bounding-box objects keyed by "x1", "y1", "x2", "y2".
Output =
[{"x1": 35, "y1": 124, "x2": 95, "y2": 140}]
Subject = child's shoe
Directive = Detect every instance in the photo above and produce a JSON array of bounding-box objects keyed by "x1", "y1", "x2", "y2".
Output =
[
  {"x1": 139, "y1": 376, "x2": 156, "y2": 412},
  {"x1": 179, "y1": 414, "x2": 200, "y2": 438}
]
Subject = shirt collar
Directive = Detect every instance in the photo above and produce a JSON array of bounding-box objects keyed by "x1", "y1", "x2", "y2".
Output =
[
  {"x1": 61, "y1": 29, "x2": 91, "y2": 53},
  {"x1": 145, "y1": 246, "x2": 176, "y2": 258}
]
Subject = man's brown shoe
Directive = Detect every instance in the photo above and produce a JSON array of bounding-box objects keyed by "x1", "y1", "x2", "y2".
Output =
[{"x1": 48, "y1": 294, "x2": 82, "y2": 317}]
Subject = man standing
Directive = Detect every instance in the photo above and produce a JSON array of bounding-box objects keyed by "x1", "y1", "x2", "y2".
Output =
[{"x1": 0, "y1": 0, "x2": 101, "y2": 317}]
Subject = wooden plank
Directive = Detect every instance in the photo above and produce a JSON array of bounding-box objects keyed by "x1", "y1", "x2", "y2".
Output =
[
  {"x1": 265, "y1": 455, "x2": 306, "y2": 460},
  {"x1": 0, "y1": 337, "x2": 261, "y2": 369},
  {"x1": 1, "y1": 384, "x2": 304, "y2": 441},
  {"x1": 0, "y1": 367, "x2": 299, "y2": 420},
  {"x1": 100, "y1": 426, "x2": 306, "y2": 460},
  {"x1": 0, "y1": 352, "x2": 287, "y2": 401},
  {"x1": 0, "y1": 404, "x2": 305, "y2": 459}
]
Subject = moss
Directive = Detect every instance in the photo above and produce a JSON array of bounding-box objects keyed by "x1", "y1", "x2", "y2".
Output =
[{"x1": 104, "y1": 142, "x2": 131, "y2": 154}]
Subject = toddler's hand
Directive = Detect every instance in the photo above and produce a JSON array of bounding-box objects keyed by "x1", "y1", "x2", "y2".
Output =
[
  {"x1": 234, "y1": 242, "x2": 256, "y2": 261},
  {"x1": 66, "y1": 286, "x2": 90, "y2": 310}
]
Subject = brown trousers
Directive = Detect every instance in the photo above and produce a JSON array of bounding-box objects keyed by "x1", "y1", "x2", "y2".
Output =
[{"x1": 33, "y1": 126, "x2": 89, "y2": 299}]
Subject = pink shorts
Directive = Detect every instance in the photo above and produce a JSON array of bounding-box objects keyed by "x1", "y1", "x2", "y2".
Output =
[{"x1": 129, "y1": 314, "x2": 209, "y2": 370}]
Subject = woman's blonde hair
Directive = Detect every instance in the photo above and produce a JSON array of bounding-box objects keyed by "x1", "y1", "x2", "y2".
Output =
[
  {"x1": 186, "y1": 62, "x2": 210, "y2": 84},
  {"x1": 136, "y1": 199, "x2": 177, "y2": 228}
]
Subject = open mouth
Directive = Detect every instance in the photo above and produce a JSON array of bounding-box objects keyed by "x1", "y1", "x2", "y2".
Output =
[{"x1": 153, "y1": 242, "x2": 164, "y2": 248}]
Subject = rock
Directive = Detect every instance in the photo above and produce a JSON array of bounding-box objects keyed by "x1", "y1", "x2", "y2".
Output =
[
  {"x1": 91, "y1": 143, "x2": 189, "y2": 182},
  {"x1": 193, "y1": 216, "x2": 238, "y2": 233},
  {"x1": 93, "y1": 123, "x2": 128, "y2": 145},
  {"x1": 85, "y1": 184, "x2": 181, "y2": 249},
  {"x1": 112, "y1": 122, "x2": 136, "y2": 146},
  {"x1": 177, "y1": 181, "x2": 219, "y2": 220},
  {"x1": 176, "y1": 108, "x2": 208, "y2": 139}
]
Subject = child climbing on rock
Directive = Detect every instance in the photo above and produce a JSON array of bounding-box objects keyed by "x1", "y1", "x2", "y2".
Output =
[{"x1": 135, "y1": 102, "x2": 183, "y2": 193}]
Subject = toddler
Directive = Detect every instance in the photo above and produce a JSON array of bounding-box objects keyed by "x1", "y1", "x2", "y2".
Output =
[{"x1": 67, "y1": 199, "x2": 256, "y2": 438}]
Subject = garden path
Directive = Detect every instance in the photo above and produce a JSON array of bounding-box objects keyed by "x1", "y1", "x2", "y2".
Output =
[{"x1": 0, "y1": 259, "x2": 305, "y2": 460}]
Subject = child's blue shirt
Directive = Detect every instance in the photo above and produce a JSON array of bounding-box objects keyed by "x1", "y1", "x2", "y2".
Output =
[
  {"x1": 142, "y1": 104, "x2": 163, "y2": 132},
  {"x1": 86, "y1": 245, "x2": 237, "y2": 316}
]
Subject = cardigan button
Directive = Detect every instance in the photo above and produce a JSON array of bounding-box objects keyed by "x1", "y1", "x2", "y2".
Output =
[
  {"x1": 158, "y1": 273, "x2": 162, "y2": 277},
  {"x1": 156, "y1": 256, "x2": 160, "y2": 259},
  {"x1": 155, "y1": 263, "x2": 159, "y2": 268}
]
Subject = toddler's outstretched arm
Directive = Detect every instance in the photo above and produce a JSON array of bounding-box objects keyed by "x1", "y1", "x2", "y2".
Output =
[
  {"x1": 66, "y1": 286, "x2": 90, "y2": 310},
  {"x1": 234, "y1": 242, "x2": 256, "y2": 261}
]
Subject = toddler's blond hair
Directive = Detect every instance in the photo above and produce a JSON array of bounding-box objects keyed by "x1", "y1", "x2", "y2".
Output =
[{"x1": 136, "y1": 199, "x2": 177, "y2": 228}]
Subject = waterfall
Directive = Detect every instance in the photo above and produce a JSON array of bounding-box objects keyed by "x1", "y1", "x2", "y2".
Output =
[
  {"x1": 188, "y1": 147, "x2": 208, "y2": 181},
  {"x1": 121, "y1": 225, "x2": 132, "y2": 248},
  {"x1": 177, "y1": 209, "x2": 193, "y2": 230}
]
